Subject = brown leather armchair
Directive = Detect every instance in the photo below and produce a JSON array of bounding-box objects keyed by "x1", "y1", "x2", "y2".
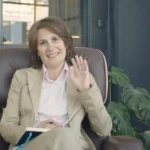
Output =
[{"x1": 0, "y1": 47, "x2": 144, "y2": 150}]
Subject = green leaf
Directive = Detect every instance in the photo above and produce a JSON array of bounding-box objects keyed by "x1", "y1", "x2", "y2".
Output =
[
  {"x1": 122, "y1": 84, "x2": 150, "y2": 111},
  {"x1": 107, "y1": 101, "x2": 134, "y2": 136},
  {"x1": 108, "y1": 66, "x2": 130, "y2": 87},
  {"x1": 136, "y1": 132, "x2": 150, "y2": 150},
  {"x1": 135, "y1": 104, "x2": 150, "y2": 125}
]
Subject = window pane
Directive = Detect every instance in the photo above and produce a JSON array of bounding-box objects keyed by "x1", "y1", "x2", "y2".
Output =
[
  {"x1": 2, "y1": 21, "x2": 28, "y2": 44},
  {"x1": 2, "y1": 3, "x2": 34, "y2": 44},
  {"x1": 3, "y1": 0, "x2": 34, "y2": 4},
  {"x1": 36, "y1": 6, "x2": 49, "y2": 21},
  {"x1": 3, "y1": 3, "x2": 34, "y2": 22},
  {"x1": 36, "y1": 0, "x2": 49, "y2": 5},
  {"x1": 2, "y1": 1, "x2": 49, "y2": 45}
]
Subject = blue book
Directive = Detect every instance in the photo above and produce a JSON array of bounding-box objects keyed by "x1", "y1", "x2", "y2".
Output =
[{"x1": 15, "y1": 127, "x2": 50, "y2": 146}]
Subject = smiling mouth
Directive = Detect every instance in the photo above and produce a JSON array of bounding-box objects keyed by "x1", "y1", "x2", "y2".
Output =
[{"x1": 47, "y1": 52, "x2": 59, "y2": 58}]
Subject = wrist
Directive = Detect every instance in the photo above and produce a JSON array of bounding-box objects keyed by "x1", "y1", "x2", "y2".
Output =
[{"x1": 77, "y1": 84, "x2": 92, "y2": 92}]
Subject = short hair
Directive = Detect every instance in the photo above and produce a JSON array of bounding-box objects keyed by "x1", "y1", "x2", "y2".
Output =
[{"x1": 28, "y1": 16, "x2": 75, "y2": 68}]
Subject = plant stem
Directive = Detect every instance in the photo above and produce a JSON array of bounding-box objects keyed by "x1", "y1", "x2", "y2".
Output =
[{"x1": 109, "y1": 78, "x2": 112, "y2": 102}]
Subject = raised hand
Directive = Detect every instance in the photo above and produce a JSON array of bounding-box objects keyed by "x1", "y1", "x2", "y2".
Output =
[{"x1": 69, "y1": 55, "x2": 90, "y2": 92}]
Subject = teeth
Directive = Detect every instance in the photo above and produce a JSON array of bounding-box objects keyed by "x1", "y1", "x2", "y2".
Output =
[{"x1": 48, "y1": 53, "x2": 58, "y2": 58}]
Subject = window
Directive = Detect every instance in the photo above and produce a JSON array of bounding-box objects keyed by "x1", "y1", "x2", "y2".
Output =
[
  {"x1": 2, "y1": 0, "x2": 49, "y2": 45},
  {"x1": 1, "y1": 0, "x2": 88, "y2": 46}
]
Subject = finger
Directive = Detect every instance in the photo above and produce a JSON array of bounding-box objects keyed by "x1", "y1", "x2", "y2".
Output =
[
  {"x1": 71, "y1": 58, "x2": 80, "y2": 76},
  {"x1": 52, "y1": 121, "x2": 62, "y2": 127},
  {"x1": 37, "y1": 124, "x2": 43, "y2": 128},
  {"x1": 49, "y1": 124, "x2": 55, "y2": 128},
  {"x1": 37, "y1": 122, "x2": 46, "y2": 128},
  {"x1": 41, "y1": 119, "x2": 51, "y2": 124},
  {"x1": 45, "y1": 123, "x2": 55, "y2": 129},
  {"x1": 71, "y1": 57, "x2": 78, "y2": 70},
  {"x1": 50, "y1": 124, "x2": 56, "y2": 129},
  {"x1": 43, "y1": 122, "x2": 50, "y2": 128},
  {"x1": 75, "y1": 55, "x2": 82, "y2": 70},
  {"x1": 79, "y1": 56, "x2": 84, "y2": 70},
  {"x1": 84, "y1": 59, "x2": 89, "y2": 72},
  {"x1": 37, "y1": 119, "x2": 53, "y2": 128}
]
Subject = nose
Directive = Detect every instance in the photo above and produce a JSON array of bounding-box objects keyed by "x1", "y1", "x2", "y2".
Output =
[{"x1": 47, "y1": 41, "x2": 54, "y2": 51}]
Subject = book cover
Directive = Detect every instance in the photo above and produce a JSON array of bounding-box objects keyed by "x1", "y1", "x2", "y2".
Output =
[{"x1": 15, "y1": 127, "x2": 50, "y2": 146}]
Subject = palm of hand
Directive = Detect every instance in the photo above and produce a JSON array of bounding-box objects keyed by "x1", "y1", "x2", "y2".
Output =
[{"x1": 69, "y1": 55, "x2": 90, "y2": 91}]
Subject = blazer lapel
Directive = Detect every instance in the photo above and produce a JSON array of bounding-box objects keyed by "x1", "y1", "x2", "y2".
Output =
[
  {"x1": 66, "y1": 78, "x2": 81, "y2": 123},
  {"x1": 27, "y1": 68, "x2": 43, "y2": 122}
]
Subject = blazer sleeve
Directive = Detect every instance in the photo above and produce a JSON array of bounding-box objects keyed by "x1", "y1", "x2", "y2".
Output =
[
  {"x1": 78, "y1": 73, "x2": 112, "y2": 136},
  {"x1": 0, "y1": 70, "x2": 26, "y2": 145}
]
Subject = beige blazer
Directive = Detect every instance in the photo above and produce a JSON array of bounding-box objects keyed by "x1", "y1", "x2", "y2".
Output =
[{"x1": 0, "y1": 67, "x2": 112, "y2": 150}]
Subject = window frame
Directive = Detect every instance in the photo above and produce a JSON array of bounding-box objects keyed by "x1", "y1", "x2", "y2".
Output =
[{"x1": 0, "y1": 1, "x2": 2, "y2": 46}]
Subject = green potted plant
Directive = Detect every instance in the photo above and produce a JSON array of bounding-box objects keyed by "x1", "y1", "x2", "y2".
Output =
[{"x1": 107, "y1": 66, "x2": 150, "y2": 150}]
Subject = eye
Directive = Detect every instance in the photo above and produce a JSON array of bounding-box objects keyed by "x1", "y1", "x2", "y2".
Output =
[
  {"x1": 52, "y1": 36, "x2": 60, "y2": 42},
  {"x1": 39, "y1": 40, "x2": 47, "y2": 45}
]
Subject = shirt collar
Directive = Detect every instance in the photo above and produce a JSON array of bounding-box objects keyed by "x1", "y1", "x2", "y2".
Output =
[{"x1": 42, "y1": 62, "x2": 69, "y2": 82}]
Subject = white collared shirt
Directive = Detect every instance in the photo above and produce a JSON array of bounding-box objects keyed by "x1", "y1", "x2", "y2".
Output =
[{"x1": 34, "y1": 62, "x2": 69, "y2": 127}]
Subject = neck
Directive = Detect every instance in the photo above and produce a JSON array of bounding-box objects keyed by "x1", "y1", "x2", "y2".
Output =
[{"x1": 45, "y1": 62, "x2": 65, "y2": 80}]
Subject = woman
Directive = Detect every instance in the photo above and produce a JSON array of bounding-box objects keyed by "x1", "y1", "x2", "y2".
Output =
[{"x1": 0, "y1": 16, "x2": 112, "y2": 150}]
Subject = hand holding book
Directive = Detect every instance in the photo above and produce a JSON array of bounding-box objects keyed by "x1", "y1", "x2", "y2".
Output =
[
  {"x1": 15, "y1": 107, "x2": 82, "y2": 147},
  {"x1": 37, "y1": 120, "x2": 63, "y2": 129}
]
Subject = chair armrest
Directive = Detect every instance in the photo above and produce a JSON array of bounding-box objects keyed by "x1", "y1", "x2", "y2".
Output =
[{"x1": 102, "y1": 136, "x2": 144, "y2": 150}]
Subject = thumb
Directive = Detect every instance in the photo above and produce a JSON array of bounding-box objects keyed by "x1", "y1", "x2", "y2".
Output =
[
  {"x1": 69, "y1": 66, "x2": 74, "y2": 78},
  {"x1": 52, "y1": 120, "x2": 62, "y2": 127}
]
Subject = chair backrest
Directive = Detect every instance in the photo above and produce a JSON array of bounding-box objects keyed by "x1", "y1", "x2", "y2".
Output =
[{"x1": 0, "y1": 47, "x2": 108, "y2": 109}]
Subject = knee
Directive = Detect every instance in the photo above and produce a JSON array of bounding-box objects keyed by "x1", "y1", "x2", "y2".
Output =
[{"x1": 51, "y1": 127, "x2": 75, "y2": 137}]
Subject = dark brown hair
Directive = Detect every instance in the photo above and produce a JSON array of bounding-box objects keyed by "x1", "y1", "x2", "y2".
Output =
[{"x1": 28, "y1": 16, "x2": 75, "y2": 68}]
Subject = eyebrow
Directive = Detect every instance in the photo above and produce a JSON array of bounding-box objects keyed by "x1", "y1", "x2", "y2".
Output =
[
  {"x1": 42, "y1": 35, "x2": 59, "y2": 39},
  {"x1": 38, "y1": 35, "x2": 60, "y2": 42},
  {"x1": 39, "y1": 39, "x2": 47, "y2": 42},
  {"x1": 51, "y1": 35, "x2": 60, "y2": 38}
]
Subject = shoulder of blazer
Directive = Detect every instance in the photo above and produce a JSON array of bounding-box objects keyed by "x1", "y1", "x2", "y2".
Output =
[
  {"x1": 13, "y1": 67, "x2": 41, "y2": 86},
  {"x1": 15, "y1": 67, "x2": 41, "y2": 75}
]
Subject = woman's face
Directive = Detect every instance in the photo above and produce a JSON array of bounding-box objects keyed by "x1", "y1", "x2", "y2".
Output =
[{"x1": 37, "y1": 28, "x2": 66, "y2": 69}]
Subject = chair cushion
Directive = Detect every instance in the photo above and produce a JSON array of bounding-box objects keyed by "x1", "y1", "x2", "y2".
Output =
[{"x1": 0, "y1": 48, "x2": 30, "y2": 108}]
